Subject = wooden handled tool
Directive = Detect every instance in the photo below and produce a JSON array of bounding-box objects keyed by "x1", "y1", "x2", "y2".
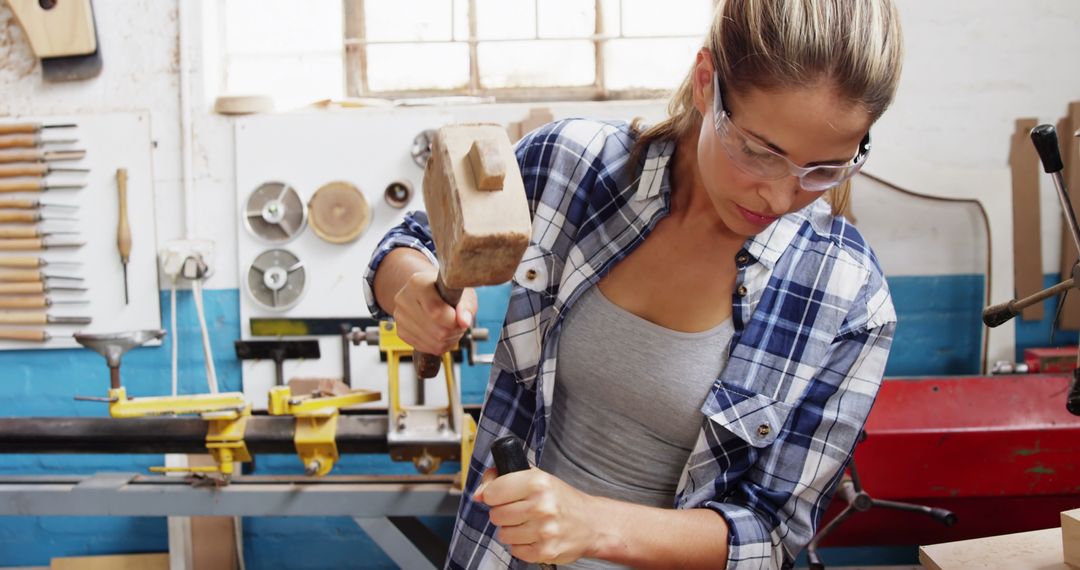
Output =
[
  {"x1": 0, "y1": 282, "x2": 85, "y2": 294},
  {"x1": 0, "y1": 179, "x2": 84, "y2": 193},
  {"x1": 0, "y1": 123, "x2": 76, "y2": 135},
  {"x1": 0, "y1": 227, "x2": 76, "y2": 239},
  {"x1": 0, "y1": 312, "x2": 90, "y2": 325},
  {"x1": 414, "y1": 125, "x2": 532, "y2": 379},
  {"x1": 0, "y1": 163, "x2": 87, "y2": 178},
  {"x1": 0, "y1": 149, "x2": 86, "y2": 164},
  {"x1": 0, "y1": 329, "x2": 49, "y2": 342},
  {"x1": 0, "y1": 269, "x2": 80, "y2": 282},
  {"x1": 117, "y1": 168, "x2": 132, "y2": 304},
  {"x1": 0, "y1": 256, "x2": 79, "y2": 269},
  {"x1": 0, "y1": 295, "x2": 83, "y2": 309},
  {"x1": 0, "y1": 135, "x2": 77, "y2": 149},
  {"x1": 0, "y1": 238, "x2": 84, "y2": 251},
  {"x1": 0, "y1": 211, "x2": 78, "y2": 223}
]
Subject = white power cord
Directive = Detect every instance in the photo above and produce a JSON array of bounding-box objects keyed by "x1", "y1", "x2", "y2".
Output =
[
  {"x1": 190, "y1": 277, "x2": 218, "y2": 394},
  {"x1": 171, "y1": 276, "x2": 179, "y2": 397}
]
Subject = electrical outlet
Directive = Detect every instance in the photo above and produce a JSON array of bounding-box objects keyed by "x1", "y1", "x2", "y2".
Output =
[{"x1": 159, "y1": 239, "x2": 215, "y2": 280}]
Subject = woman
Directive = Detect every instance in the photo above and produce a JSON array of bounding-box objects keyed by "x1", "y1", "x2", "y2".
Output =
[{"x1": 365, "y1": 0, "x2": 903, "y2": 568}]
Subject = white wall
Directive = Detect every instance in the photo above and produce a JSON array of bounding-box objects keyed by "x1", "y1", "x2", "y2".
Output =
[{"x1": 2, "y1": 0, "x2": 1080, "y2": 291}]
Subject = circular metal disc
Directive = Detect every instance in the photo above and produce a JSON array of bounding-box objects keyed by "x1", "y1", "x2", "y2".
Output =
[
  {"x1": 246, "y1": 249, "x2": 306, "y2": 311},
  {"x1": 307, "y1": 181, "x2": 371, "y2": 244},
  {"x1": 243, "y1": 182, "x2": 308, "y2": 243},
  {"x1": 411, "y1": 129, "x2": 437, "y2": 168}
]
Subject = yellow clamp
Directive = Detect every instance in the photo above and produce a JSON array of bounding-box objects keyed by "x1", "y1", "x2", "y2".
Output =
[
  {"x1": 268, "y1": 385, "x2": 381, "y2": 476},
  {"x1": 108, "y1": 387, "x2": 253, "y2": 478}
]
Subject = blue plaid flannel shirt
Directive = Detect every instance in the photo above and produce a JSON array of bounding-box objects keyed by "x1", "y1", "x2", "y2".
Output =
[{"x1": 363, "y1": 119, "x2": 896, "y2": 570}]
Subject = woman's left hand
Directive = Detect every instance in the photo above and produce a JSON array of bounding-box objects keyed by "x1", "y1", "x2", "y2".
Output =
[{"x1": 475, "y1": 467, "x2": 602, "y2": 565}]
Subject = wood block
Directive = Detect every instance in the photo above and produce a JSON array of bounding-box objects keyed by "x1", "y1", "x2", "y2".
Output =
[
  {"x1": 51, "y1": 553, "x2": 169, "y2": 570},
  {"x1": 422, "y1": 124, "x2": 532, "y2": 289},
  {"x1": 1064, "y1": 509, "x2": 1080, "y2": 568},
  {"x1": 1011, "y1": 118, "x2": 1044, "y2": 320},
  {"x1": 468, "y1": 139, "x2": 506, "y2": 191},
  {"x1": 7, "y1": 0, "x2": 97, "y2": 58},
  {"x1": 920, "y1": 527, "x2": 1070, "y2": 570}
]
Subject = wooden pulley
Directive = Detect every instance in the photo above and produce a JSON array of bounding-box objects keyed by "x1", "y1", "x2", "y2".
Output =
[{"x1": 307, "y1": 181, "x2": 371, "y2": 244}]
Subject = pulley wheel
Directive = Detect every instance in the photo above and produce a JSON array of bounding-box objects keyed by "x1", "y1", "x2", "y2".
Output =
[
  {"x1": 246, "y1": 249, "x2": 306, "y2": 311},
  {"x1": 243, "y1": 182, "x2": 307, "y2": 243},
  {"x1": 308, "y1": 181, "x2": 371, "y2": 244}
]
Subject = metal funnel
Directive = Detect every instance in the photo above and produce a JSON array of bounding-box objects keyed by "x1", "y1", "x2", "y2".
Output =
[{"x1": 73, "y1": 330, "x2": 166, "y2": 389}]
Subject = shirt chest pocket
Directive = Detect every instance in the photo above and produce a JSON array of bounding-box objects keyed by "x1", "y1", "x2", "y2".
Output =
[{"x1": 701, "y1": 381, "x2": 795, "y2": 448}]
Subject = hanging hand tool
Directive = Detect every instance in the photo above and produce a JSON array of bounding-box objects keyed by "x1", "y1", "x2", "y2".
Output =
[
  {"x1": 0, "y1": 210, "x2": 77, "y2": 224},
  {"x1": 0, "y1": 164, "x2": 87, "y2": 178},
  {"x1": 0, "y1": 135, "x2": 78, "y2": 150},
  {"x1": 116, "y1": 168, "x2": 131, "y2": 305},
  {"x1": 0, "y1": 256, "x2": 79, "y2": 269},
  {"x1": 0, "y1": 329, "x2": 52, "y2": 342},
  {"x1": 0, "y1": 295, "x2": 86, "y2": 309},
  {"x1": 0, "y1": 238, "x2": 84, "y2": 251},
  {"x1": 0, "y1": 282, "x2": 85, "y2": 295},
  {"x1": 0, "y1": 123, "x2": 76, "y2": 135},
  {"x1": 0, "y1": 149, "x2": 85, "y2": 164},
  {"x1": 0, "y1": 312, "x2": 90, "y2": 325},
  {"x1": 0, "y1": 179, "x2": 84, "y2": 194},
  {"x1": 0, "y1": 228, "x2": 78, "y2": 240},
  {"x1": 0, "y1": 269, "x2": 81, "y2": 282},
  {"x1": 0, "y1": 198, "x2": 78, "y2": 211}
]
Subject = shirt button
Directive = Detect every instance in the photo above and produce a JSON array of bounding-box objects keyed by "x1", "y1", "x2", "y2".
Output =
[
  {"x1": 736, "y1": 285, "x2": 748, "y2": 297},
  {"x1": 525, "y1": 269, "x2": 538, "y2": 281},
  {"x1": 735, "y1": 251, "x2": 750, "y2": 266},
  {"x1": 757, "y1": 424, "x2": 771, "y2": 437}
]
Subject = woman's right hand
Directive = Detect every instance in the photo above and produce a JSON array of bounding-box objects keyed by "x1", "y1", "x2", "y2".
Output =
[{"x1": 391, "y1": 270, "x2": 479, "y2": 355}]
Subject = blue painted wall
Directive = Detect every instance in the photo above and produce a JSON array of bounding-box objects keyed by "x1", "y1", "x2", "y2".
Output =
[{"x1": 0, "y1": 275, "x2": 1075, "y2": 567}]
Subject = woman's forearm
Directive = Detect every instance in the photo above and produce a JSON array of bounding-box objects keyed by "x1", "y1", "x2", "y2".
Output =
[
  {"x1": 371, "y1": 247, "x2": 436, "y2": 315},
  {"x1": 588, "y1": 496, "x2": 730, "y2": 569}
]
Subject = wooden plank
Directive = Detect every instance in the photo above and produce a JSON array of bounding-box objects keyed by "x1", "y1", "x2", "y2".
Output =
[
  {"x1": 1057, "y1": 105, "x2": 1080, "y2": 329},
  {"x1": 1064, "y1": 509, "x2": 1080, "y2": 569},
  {"x1": 920, "y1": 527, "x2": 1070, "y2": 570},
  {"x1": 51, "y1": 553, "x2": 168, "y2": 570},
  {"x1": 1011, "y1": 118, "x2": 1044, "y2": 320}
]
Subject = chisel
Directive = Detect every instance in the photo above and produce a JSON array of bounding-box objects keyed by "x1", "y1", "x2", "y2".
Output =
[
  {"x1": 116, "y1": 168, "x2": 131, "y2": 305},
  {"x1": 0, "y1": 312, "x2": 90, "y2": 325},
  {"x1": 0, "y1": 256, "x2": 79, "y2": 269},
  {"x1": 0, "y1": 180, "x2": 84, "y2": 193},
  {"x1": 0, "y1": 238, "x2": 84, "y2": 251},
  {"x1": 0, "y1": 269, "x2": 81, "y2": 283},
  {"x1": 0, "y1": 164, "x2": 88, "y2": 178},
  {"x1": 0, "y1": 149, "x2": 85, "y2": 164},
  {"x1": 0, "y1": 211, "x2": 78, "y2": 224},
  {"x1": 0, "y1": 199, "x2": 77, "y2": 211},
  {"x1": 0, "y1": 135, "x2": 78, "y2": 150},
  {"x1": 0, "y1": 228, "x2": 78, "y2": 240},
  {"x1": 0, "y1": 123, "x2": 76, "y2": 135},
  {"x1": 0, "y1": 282, "x2": 85, "y2": 295},
  {"x1": 0, "y1": 329, "x2": 52, "y2": 342},
  {"x1": 0, "y1": 295, "x2": 86, "y2": 309}
]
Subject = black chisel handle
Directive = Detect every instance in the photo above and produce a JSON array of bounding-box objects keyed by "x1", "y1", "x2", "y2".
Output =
[
  {"x1": 1031, "y1": 124, "x2": 1064, "y2": 174},
  {"x1": 1069, "y1": 370, "x2": 1080, "y2": 417},
  {"x1": 490, "y1": 436, "x2": 557, "y2": 569}
]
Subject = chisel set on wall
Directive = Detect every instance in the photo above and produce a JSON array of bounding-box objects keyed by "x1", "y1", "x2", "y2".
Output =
[{"x1": 0, "y1": 121, "x2": 91, "y2": 341}]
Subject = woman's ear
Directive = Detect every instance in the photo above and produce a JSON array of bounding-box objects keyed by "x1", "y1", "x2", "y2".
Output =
[{"x1": 691, "y1": 48, "x2": 714, "y2": 116}]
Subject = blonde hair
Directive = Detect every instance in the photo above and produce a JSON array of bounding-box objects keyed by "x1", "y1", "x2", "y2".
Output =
[{"x1": 633, "y1": 0, "x2": 904, "y2": 218}]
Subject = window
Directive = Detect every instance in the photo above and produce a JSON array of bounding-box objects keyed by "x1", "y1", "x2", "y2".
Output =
[{"x1": 218, "y1": 0, "x2": 713, "y2": 106}]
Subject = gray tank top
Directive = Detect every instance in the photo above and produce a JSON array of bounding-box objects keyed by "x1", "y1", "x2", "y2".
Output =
[{"x1": 539, "y1": 286, "x2": 734, "y2": 570}]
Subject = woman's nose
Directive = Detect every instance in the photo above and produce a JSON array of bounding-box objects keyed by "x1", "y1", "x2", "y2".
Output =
[{"x1": 757, "y1": 176, "x2": 799, "y2": 215}]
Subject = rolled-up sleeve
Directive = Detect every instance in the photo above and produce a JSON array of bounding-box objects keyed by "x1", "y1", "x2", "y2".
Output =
[
  {"x1": 362, "y1": 210, "x2": 439, "y2": 319},
  {"x1": 704, "y1": 320, "x2": 896, "y2": 570}
]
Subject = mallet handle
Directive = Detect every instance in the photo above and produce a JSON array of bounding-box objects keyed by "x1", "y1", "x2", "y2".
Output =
[{"x1": 414, "y1": 276, "x2": 463, "y2": 379}]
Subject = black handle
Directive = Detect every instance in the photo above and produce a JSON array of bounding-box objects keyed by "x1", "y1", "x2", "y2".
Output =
[
  {"x1": 1031, "y1": 124, "x2": 1064, "y2": 174},
  {"x1": 1069, "y1": 369, "x2": 1080, "y2": 417},
  {"x1": 491, "y1": 435, "x2": 531, "y2": 475},
  {"x1": 981, "y1": 300, "x2": 1017, "y2": 328}
]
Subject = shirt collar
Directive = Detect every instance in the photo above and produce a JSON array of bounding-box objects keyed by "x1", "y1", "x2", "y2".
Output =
[
  {"x1": 744, "y1": 199, "x2": 833, "y2": 269},
  {"x1": 633, "y1": 139, "x2": 676, "y2": 202}
]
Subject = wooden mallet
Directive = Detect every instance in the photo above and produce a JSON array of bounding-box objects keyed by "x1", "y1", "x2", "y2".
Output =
[{"x1": 415, "y1": 124, "x2": 532, "y2": 379}]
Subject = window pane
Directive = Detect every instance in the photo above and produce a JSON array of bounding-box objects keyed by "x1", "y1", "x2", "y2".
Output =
[
  {"x1": 604, "y1": 37, "x2": 700, "y2": 90},
  {"x1": 367, "y1": 43, "x2": 470, "y2": 91},
  {"x1": 538, "y1": 0, "x2": 595, "y2": 38},
  {"x1": 225, "y1": 0, "x2": 343, "y2": 54},
  {"x1": 479, "y1": 41, "x2": 594, "y2": 88},
  {"x1": 365, "y1": 0, "x2": 453, "y2": 42},
  {"x1": 620, "y1": 0, "x2": 712, "y2": 37},
  {"x1": 227, "y1": 55, "x2": 344, "y2": 108},
  {"x1": 476, "y1": 0, "x2": 536, "y2": 40}
]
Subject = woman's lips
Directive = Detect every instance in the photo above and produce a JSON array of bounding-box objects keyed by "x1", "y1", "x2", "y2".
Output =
[{"x1": 736, "y1": 204, "x2": 779, "y2": 226}]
